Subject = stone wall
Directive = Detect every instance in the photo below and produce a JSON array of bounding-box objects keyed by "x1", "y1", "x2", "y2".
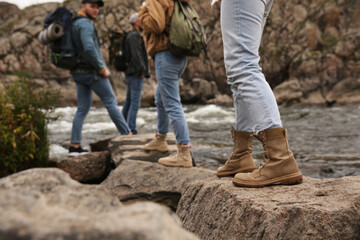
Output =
[{"x1": 0, "y1": 0, "x2": 359, "y2": 106}]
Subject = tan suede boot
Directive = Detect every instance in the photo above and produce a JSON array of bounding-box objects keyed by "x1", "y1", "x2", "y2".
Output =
[
  {"x1": 233, "y1": 128, "x2": 302, "y2": 187},
  {"x1": 144, "y1": 132, "x2": 169, "y2": 152},
  {"x1": 158, "y1": 144, "x2": 193, "y2": 167},
  {"x1": 216, "y1": 130, "x2": 257, "y2": 177}
]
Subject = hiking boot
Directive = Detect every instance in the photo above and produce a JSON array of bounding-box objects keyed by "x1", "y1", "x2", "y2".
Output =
[
  {"x1": 216, "y1": 129, "x2": 257, "y2": 177},
  {"x1": 158, "y1": 144, "x2": 193, "y2": 167},
  {"x1": 233, "y1": 128, "x2": 303, "y2": 187},
  {"x1": 68, "y1": 146, "x2": 89, "y2": 157},
  {"x1": 144, "y1": 132, "x2": 169, "y2": 152}
]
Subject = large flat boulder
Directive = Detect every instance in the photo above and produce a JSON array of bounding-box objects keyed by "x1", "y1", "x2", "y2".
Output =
[
  {"x1": 177, "y1": 176, "x2": 360, "y2": 240},
  {"x1": 101, "y1": 160, "x2": 215, "y2": 210},
  {"x1": 0, "y1": 168, "x2": 199, "y2": 240},
  {"x1": 108, "y1": 133, "x2": 177, "y2": 166}
]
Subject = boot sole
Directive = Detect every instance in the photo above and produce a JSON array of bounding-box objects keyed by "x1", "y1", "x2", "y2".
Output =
[
  {"x1": 232, "y1": 172, "x2": 303, "y2": 188},
  {"x1": 216, "y1": 167, "x2": 256, "y2": 177},
  {"x1": 158, "y1": 163, "x2": 193, "y2": 168},
  {"x1": 144, "y1": 148, "x2": 169, "y2": 153}
]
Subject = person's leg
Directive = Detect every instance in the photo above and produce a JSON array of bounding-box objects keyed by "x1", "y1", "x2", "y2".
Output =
[
  {"x1": 92, "y1": 75, "x2": 131, "y2": 135},
  {"x1": 154, "y1": 50, "x2": 190, "y2": 144},
  {"x1": 155, "y1": 81, "x2": 170, "y2": 135},
  {"x1": 143, "y1": 84, "x2": 170, "y2": 152},
  {"x1": 221, "y1": 0, "x2": 281, "y2": 134},
  {"x1": 122, "y1": 75, "x2": 132, "y2": 122},
  {"x1": 154, "y1": 50, "x2": 192, "y2": 167},
  {"x1": 70, "y1": 80, "x2": 92, "y2": 145},
  {"x1": 221, "y1": 0, "x2": 302, "y2": 186},
  {"x1": 127, "y1": 76, "x2": 144, "y2": 134}
]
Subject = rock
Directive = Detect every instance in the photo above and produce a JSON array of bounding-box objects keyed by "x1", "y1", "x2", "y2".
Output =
[
  {"x1": 101, "y1": 160, "x2": 215, "y2": 210},
  {"x1": 0, "y1": 38, "x2": 11, "y2": 55},
  {"x1": 0, "y1": 168, "x2": 199, "y2": 240},
  {"x1": 90, "y1": 137, "x2": 113, "y2": 152},
  {"x1": 140, "y1": 77, "x2": 156, "y2": 107},
  {"x1": 180, "y1": 78, "x2": 220, "y2": 103},
  {"x1": 108, "y1": 133, "x2": 177, "y2": 166},
  {"x1": 326, "y1": 78, "x2": 360, "y2": 104},
  {"x1": 1, "y1": 0, "x2": 360, "y2": 106},
  {"x1": 10, "y1": 32, "x2": 29, "y2": 49},
  {"x1": 206, "y1": 93, "x2": 233, "y2": 106},
  {"x1": 177, "y1": 176, "x2": 360, "y2": 240},
  {"x1": 274, "y1": 78, "x2": 303, "y2": 106},
  {"x1": 105, "y1": 13, "x2": 115, "y2": 29},
  {"x1": 53, "y1": 151, "x2": 113, "y2": 183},
  {"x1": 293, "y1": 4, "x2": 308, "y2": 22},
  {"x1": 0, "y1": 2, "x2": 19, "y2": 23}
]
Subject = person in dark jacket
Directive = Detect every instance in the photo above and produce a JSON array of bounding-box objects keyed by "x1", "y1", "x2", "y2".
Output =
[
  {"x1": 122, "y1": 12, "x2": 150, "y2": 134},
  {"x1": 68, "y1": 0, "x2": 132, "y2": 157}
]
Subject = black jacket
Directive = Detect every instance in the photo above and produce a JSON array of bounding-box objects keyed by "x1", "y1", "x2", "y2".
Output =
[{"x1": 125, "y1": 28, "x2": 150, "y2": 78}]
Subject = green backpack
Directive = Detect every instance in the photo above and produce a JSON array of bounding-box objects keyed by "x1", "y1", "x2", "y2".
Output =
[{"x1": 168, "y1": 0, "x2": 207, "y2": 57}]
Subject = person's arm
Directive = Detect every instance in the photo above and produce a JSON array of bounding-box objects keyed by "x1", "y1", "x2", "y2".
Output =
[
  {"x1": 78, "y1": 20, "x2": 108, "y2": 75},
  {"x1": 138, "y1": 0, "x2": 167, "y2": 34}
]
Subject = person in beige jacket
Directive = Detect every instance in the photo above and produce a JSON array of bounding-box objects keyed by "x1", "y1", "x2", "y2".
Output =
[{"x1": 138, "y1": 0, "x2": 194, "y2": 168}]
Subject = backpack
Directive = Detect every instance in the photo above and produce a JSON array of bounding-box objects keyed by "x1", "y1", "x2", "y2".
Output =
[
  {"x1": 41, "y1": 6, "x2": 82, "y2": 70},
  {"x1": 168, "y1": 0, "x2": 207, "y2": 57},
  {"x1": 108, "y1": 30, "x2": 128, "y2": 72}
]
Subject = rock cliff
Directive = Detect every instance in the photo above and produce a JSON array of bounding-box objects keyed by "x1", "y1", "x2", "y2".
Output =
[{"x1": 0, "y1": 0, "x2": 360, "y2": 106}]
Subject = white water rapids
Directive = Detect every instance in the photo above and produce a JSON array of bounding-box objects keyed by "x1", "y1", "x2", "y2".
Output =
[{"x1": 47, "y1": 104, "x2": 360, "y2": 178}]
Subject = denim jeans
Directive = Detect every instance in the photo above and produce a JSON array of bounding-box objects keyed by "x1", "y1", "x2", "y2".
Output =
[
  {"x1": 154, "y1": 50, "x2": 190, "y2": 144},
  {"x1": 122, "y1": 75, "x2": 144, "y2": 134},
  {"x1": 221, "y1": 0, "x2": 282, "y2": 133},
  {"x1": 71, "y1": 73, "x2": 130, "y2": 143}
]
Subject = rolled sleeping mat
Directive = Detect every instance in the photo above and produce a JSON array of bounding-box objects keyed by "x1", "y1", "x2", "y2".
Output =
[{"x1": 38, "y1": 22, "x2": 64, "y2": 45}]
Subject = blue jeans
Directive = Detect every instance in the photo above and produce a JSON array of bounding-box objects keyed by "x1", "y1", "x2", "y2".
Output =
[
  {"x1": 122, "y1": 75, "x2": 144, "y2": 134},
  {"x1": 70, "y1": 73, "x2": 130, "y2": 143},
  {"x1": 154, "y1": 50, "x2": 190, "y2": 144},
  {"x1": 221, "y1": 0, "x2": 282, "y2": 133}
]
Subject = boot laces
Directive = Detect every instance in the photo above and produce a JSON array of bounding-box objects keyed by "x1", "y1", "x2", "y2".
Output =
[
  {"x1": 256, "y1": 132, "x2": 270, "y2": 170},
  {"x1": 225, "y1": 130, "x2": 237, "y2": 163},
  {"x1": 169, "y1": 152, "x2": 177, "y2": 160}
]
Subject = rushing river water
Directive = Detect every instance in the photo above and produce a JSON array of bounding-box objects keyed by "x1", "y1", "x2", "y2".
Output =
[{"x1": 48, "y1": 105, "x2": 360, "y2": 178}]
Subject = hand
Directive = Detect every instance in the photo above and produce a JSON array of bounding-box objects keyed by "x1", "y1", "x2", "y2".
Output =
[
  {"x1": 102, "y1": 69, "x2": 111, "y2": 78},
  {"x1": 141, "y1": 1, "x2": 147, "y2": 7}
]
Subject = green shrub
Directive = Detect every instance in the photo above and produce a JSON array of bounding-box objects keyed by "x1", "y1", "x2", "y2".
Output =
[{"x1": 0, "y1": 79, "x2": 59, "y2": 178}]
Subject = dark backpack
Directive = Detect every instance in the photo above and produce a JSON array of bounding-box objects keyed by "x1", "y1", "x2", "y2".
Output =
[
  {"x1": 42, "y1": 6, "x2": 82, "y2": 70},
  {"x1": 168, "y1": 0, "x2": 207, "y2": 57},
  {"x1": 108, "y1": 30, "x2": 128, "y2": 72}
]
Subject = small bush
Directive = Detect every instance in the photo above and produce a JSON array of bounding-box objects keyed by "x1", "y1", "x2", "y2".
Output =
[{"x1": 0, "y1": 79, "x2": 59, "y2": 178}]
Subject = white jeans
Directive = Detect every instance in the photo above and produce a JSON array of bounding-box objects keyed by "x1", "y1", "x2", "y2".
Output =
[{"x1": 221, "y1": 0, "x2": 282, "y2": 133}]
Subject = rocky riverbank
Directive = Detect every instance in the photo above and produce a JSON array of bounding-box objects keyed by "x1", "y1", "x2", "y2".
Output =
[
  {"x1": 1, "y1": 0, "x2": 360, "y2": 106},
  {"x1": 1, "y1": 134, "x2": 359, "y2": 239}
]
